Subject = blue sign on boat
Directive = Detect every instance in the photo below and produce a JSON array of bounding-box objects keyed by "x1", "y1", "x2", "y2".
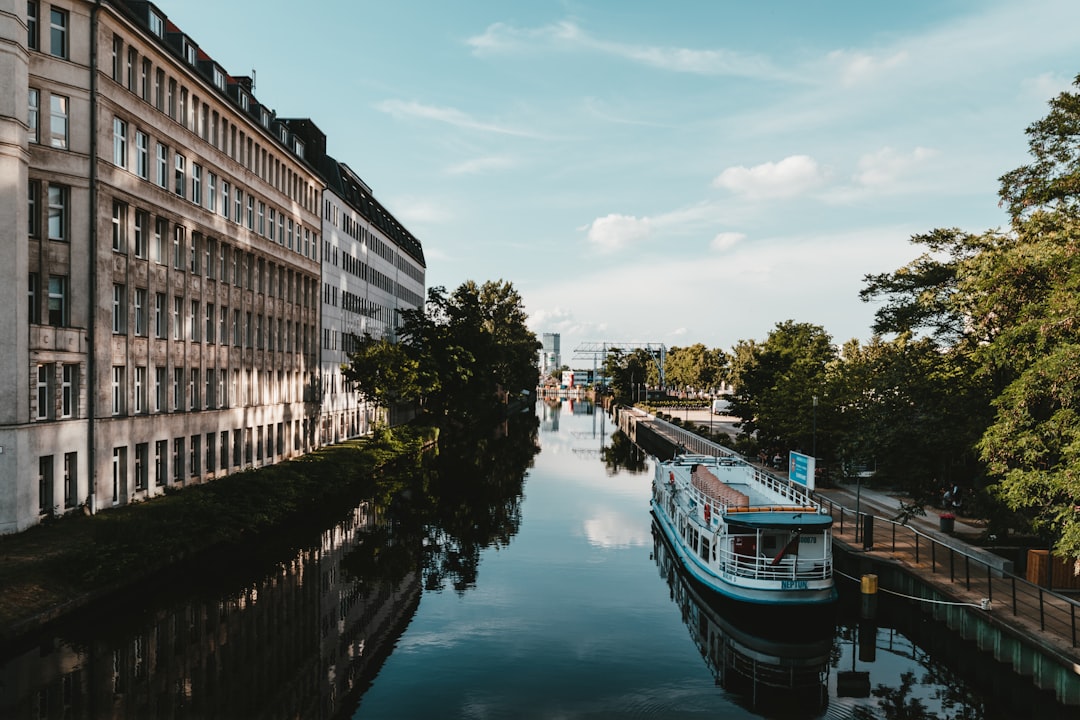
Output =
[{"x1": 788, "y1": 451, "x2": 816, "y2": 490}]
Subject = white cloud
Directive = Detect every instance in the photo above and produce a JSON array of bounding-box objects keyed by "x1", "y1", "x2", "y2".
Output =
[
  {"x1": 710, "y1": 232, "x2": 745, "y2": 251},
  {"x1": 390, "y1": 195, "x2": 453, "y2": 225},
  {"x1": 712, "y1": 155, "x2": 826, "y2": 199},
  {"x1": 584, "y1": 213, "x2": 653, "y2": 252},
  {"x1": 854, "y1": 146, "x2": 938, "y2": 188},
  {"x1": 375, "y1": 99, "x2": 540, "y2": 138}
]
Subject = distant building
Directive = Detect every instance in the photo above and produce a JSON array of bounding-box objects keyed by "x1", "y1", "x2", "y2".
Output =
[{"x1": 541, "y1": 333, "x2": 561, "y2": 377}]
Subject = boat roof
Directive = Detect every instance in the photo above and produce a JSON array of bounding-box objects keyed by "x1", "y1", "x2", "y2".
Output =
[{"x1": 723, "y1": 511, "x2": 833, "y2": 531}]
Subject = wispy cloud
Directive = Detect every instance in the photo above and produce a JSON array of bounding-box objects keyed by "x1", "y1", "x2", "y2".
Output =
[
  {"x1": 467, "y1": 20, "x2": 789, "y2": 80},
  {"x1": 712, "y1": 155, "x2": 826, "y2": 199},
  {"x1": 375, "y1": 99, "x2": 540, "y2": 138},
  {"x1": 445, "y1": 155, "x2": 516, "y2": 175},
  {"x1": 583, "y1": 213, "x2": 653, "y2": 252},
  {"x1": 710, "y1": 232, "x2": 745, "y2": 252},
  {"x1": 826, "y1": 49, "x2": 909, "y2": 87}
]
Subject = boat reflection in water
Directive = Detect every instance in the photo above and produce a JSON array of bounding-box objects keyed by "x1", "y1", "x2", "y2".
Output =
[{"x1": 653, "y1": 521, "x2": 833, "y2": 716}]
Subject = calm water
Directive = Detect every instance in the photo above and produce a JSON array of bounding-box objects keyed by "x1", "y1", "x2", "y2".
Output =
[{"x1": 0, "y1": 399, "x2": 1072, "y2": 719}]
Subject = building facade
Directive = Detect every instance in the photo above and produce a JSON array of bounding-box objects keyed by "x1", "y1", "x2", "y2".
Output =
[
  {"x1": 310, "y1": 152, "x2": 426, "y2": 444},
  {"x1": 1, "y1": 0, "x2": 332, "y2": 533}
]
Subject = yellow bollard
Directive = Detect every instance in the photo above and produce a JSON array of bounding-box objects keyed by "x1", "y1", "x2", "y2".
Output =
[{"x1": 860, "y1": 573, "x2": 878, "y2": 619}]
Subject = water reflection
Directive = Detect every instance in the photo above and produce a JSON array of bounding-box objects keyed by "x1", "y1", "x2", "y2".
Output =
[
  {"x1": 0, "y1": 412, "x2": 539, "y2": 719},
  {"x1": 653, "y1": 521, "x2": 832, "y2": 716}
]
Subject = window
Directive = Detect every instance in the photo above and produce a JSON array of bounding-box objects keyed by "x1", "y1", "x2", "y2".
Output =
[
  {"x1": 179, "y1": 87, "x2": 187, "y2": 127},
  {"x1": 154, "y1": 69, "x2": 164, "y2": 111},
  {"x1": 127, "y1": 47, "x2": 136, "y2": 92},
  {"x1": 135, "y1": 131, "x2": 148, "y2": 179},
  {"x1": 111, "y1": 448, "x2": 125, "y2": 503},
  {"x1": 153, "y1": 218, "x2": 166, "y2": 264},
  {"x1": 38, "y1": 456, "x2": 53, "y2": 515},
  {"x1": 221, "y1": 181, "x2": 230, "y2": 219},
  {"x1": 268, "y1": 208, "x2": 275, "y2": 241},
  {"x1": 205, "y1": 303, "x2": 214, "y2": 343},
  {"x1": 172, "y1": 296, "x2": 182, "y2": 340},
  {"x1": 134, "y1": 366, "x2": 145, "y2": 413},
  {"x1": 207, "y1": 172, "x2": 216, "y2": 212},
  {"x1": 246, "y1": 195, "x2": 254, "y2": 230},
  {"x1": 154, "y1": 366, "x2": 165, "y2": 412},
  {"x1": 133, "y1": 210, "x2": 147, "y2": 257},
  {"x1": 47, "y1": 275, "x2": 67, "y2": 326},
  {"x1": 156, "y1": 143, "x2": 168, "y2": 188},
  {"x1": 213, "y1": 67, "x2": 225, "y2": 90},
  {"x1": 28, "y1": 179, "x2": 39, "y2": 237},
  {"x1": 191, "y1": 163, "x2": 201, "y2": 205},
  {"x1": 61, "y1": 364, "x2": 77, "y2": 418},
  {"x1": 27, "y1": 1, "x2": 38, "y2": 49},
  {"x1": 149, "y1": 10, "x2": 163, "y2": 37},
  {"x1": 111, "y1": 201, "x2": 126, "y2": 252},
  {"x1": 28, "y1": 272, "x2": 39, "y2": 323},
  {"x1": 234, "y1": 188, "x2": 242, "y2": 223},
  {"x1": 135, "y1": 443, "x2": 148, "y2": 491},
  {"x1": 220, "y1": 431, "x2": 229, "y2": 471},
  {"x1": 189, "y1": 368, "x2": 199, "y2": 410},
  {"x1": 205, "y1": 368, "x2": 215, "y2": 408},
  {"x1": 174, "y1": 153, "x2": 185, "y2": 197},
  {"x1": 113, "y1": 118, "x2": 127, "y2": 167},
  {"x1": 258, "y1": 202, "x2": 265, "y2": 235},
  {"x1": 190, "y1": 300, "x2": 199, "y2": 341},
  {"x1": 173, "y1": 226, "x2": 184, "y2": 269},
  {"x1": 190, "y1": 434, "x2": 200, "y2": 476},
  {"x1": 189, "y1": 234, "x2": 200, "y2": 275},
  {"x1": 219, "y1": 306, "x2": 227, "y2": 349},
  {"x1": 206, "y1": 432, "x2": 215, "y2": 473},
  {"x1": 63, "y1": 452, "x2": 77, "y2": 508},
  {"x1": 28, "y1": 88, "x2": 38, "y2": 143},
  {"x1": 112, "y1": 284, "x2": 125, "y2": 333},
  {"x1": 134, "y1": 288, "x2": 146, "y2": 335},
  {"x1": 173, "y1": 438, "x2": 184, "y2": 481},
  {"x1": 111, "y1": 366, "x2": 125, "y2": 415},
  {"x1": 49, "y1": 7, "x2": 66, "y2": 59},
  {"x1": 141, "y1": 58, "x2": 150, "y2": 100},
  {"x1": 172, "y1": 368, "x2": 182, "y2": 411},
  {"x1": 47, "y1": 184, "x2": 66, "y2": 240},
  {"x1": 154, "y1": 292, "x2": 165, "y2": 337},
  {"x1": 36, "y1": 363, "x2": 52, "y2": 420},
  {"x1": 167, "y1": 78, "x2": 175, "y2": 118},
  {"x1": 155, "y1": 440, "x2": 167, "y2": 487},
  {"x1": 49, "y1": 94, "x2": 68, "y2": 149}
]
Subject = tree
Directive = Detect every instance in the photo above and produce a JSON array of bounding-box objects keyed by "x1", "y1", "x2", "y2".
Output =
[
  {"x1": 395, "y1": 280, "x2": 540, "y2": 423},
  {"x1": 602, "y1": 348, "x2": 656, "y2": 403},
  {"x1": 665, "y1": 344, "x2": 729, "y2": 394},
  {"x1": 727, "y1": 321, "x2": 836, "y2": 456},
  {"x1": 341, "y1": 332, "x2": 419, "y2": 425}
]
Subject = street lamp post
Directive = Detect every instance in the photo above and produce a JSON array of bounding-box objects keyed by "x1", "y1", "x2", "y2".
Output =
[{"x1": 812, "y1": 395, "x2": 818, "y2": 459}]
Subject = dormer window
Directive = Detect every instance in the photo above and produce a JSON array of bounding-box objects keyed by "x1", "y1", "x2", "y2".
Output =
[
  {"x1": 278, "y1": 126, "x2": 287, "y2": 143},
  {"x1": 293, "y1": 139, "x2": 305, "y2": 159},
  {"x1": 239, "y1": 92, "x2": 248, "y2": 110},
  {"x1": 183, "y1": 41, "x2": 196, "y2": 65},
  {"x1": 213, "y1": 67, "x2": 225, "y2": 90},
  {"x1": 149, "y1": 11, "x2": 163, "y2": 37},
  {"x1": 260, "y1": 109, "x2": 270, "y2": 128}
]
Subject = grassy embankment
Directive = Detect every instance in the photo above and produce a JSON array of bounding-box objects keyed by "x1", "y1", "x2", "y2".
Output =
[{"x1": 0, "y1": 424, "x2": 437, "y2": 639}]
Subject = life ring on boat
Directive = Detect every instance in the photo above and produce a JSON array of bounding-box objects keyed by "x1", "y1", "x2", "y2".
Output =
[
  {"x1": 669, "y1": 471, "x2": 675, "y2": 485},
  {"x1": 704, "y1": 504, "x2": 711, "y2": 523}
]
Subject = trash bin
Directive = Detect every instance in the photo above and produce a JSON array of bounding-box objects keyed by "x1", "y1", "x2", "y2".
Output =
[
  {"x1": 861, "y1": 515, "x2": 874, "y2": 550},
  {"x1": 939, "y1": 515, "x2": 955, "y2": 533}
]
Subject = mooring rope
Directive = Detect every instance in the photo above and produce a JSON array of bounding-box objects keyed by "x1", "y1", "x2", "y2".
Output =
[{"x1": 834, "y1": 568, "x2": 990, "y2": 610}]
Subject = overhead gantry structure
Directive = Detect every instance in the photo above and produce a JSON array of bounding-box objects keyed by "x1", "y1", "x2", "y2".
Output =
[{"x1": 573, "y1": 342, "x2": 667, "y2": 388}]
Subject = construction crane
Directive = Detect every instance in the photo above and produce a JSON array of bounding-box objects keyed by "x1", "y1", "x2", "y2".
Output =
[{"x1": 573, "y1": 342, "x2": 667, "y2": 388}]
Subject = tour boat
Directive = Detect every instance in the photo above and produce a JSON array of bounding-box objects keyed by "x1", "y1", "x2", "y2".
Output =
[{"x1": 651, "y1": 453, "x2": 836, "y2": 605}]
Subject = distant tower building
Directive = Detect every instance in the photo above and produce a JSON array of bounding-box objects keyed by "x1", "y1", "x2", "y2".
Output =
[{"x1": 541, "y1": 333, "x2": 561, "y2": 376}]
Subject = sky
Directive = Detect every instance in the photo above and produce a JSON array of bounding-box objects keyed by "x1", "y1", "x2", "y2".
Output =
[{"x1": 162, "y1": 0, "x2": 1080, "y2": 366}]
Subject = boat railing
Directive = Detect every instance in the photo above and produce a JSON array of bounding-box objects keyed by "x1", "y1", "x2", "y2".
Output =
[{"x1": 718, "y1": 544, "x2": 832, "y2": 582}]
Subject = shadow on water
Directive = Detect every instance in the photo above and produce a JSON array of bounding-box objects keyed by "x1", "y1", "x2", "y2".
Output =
[{"x1": 0, "y1": 411, "x2": 540, "y2": 720}]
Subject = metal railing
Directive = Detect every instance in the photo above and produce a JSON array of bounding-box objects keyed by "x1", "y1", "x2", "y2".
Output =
[{"x1": 816, "y1": 495, "x2": 1080, "y2": 650}]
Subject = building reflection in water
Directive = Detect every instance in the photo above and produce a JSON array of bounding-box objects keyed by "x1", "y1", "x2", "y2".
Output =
[
  {"x1": 0, "y1": 500, "x2": 420, "y2": 719},
  {"x1": 652, "y1": 522, "x2": 833, "y2": 716}
]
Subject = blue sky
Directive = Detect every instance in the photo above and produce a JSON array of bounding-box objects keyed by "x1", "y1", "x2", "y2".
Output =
[{"x1": 165, "y1": 0, "x2": 1079, "y2": 363}]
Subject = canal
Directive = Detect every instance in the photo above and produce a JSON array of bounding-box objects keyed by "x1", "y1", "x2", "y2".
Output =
[{"x1": 1, "y1": 399, "x2": 1074, "y2": 719}]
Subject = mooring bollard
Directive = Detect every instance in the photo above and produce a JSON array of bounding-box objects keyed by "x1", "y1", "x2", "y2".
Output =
[{"x1": 861, "y1": 573, "x2": 878, "y2": 619}]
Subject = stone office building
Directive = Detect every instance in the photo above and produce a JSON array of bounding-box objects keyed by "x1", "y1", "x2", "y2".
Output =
[
  {"x1": 289, "y1": 128, "x2": 426, "y2": 444},
  {"x1": 1, "y1": 0, "x2": 326, "y2": 533}
]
